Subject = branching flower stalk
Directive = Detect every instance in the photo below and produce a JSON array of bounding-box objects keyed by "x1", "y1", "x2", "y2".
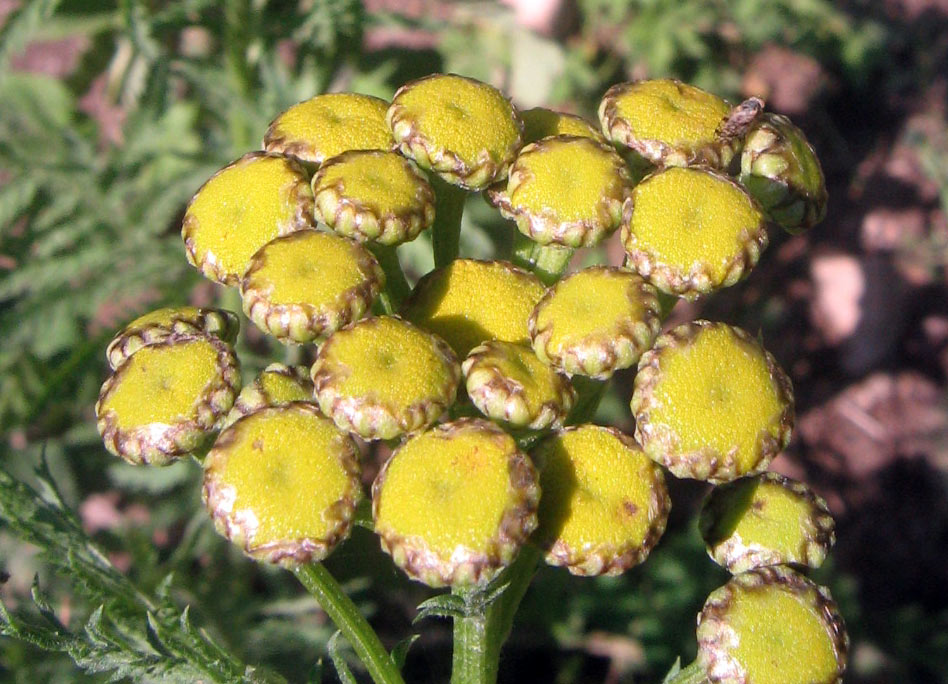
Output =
[{"x1": 85, "y1": 74, "x2": 842, "y2": 684}]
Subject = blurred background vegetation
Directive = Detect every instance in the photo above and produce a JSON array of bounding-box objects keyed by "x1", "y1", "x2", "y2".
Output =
[{"x1": 1, "y1": 0, "x2": 947, "y2": 681}]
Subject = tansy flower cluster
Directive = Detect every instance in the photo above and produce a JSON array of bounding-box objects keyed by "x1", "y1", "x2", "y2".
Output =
[{"x1": 95, "y1": 73, "x2": 844, "y2": 684}]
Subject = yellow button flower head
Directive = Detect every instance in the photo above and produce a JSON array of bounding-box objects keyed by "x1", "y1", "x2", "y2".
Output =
[
  {"x1": 487, "y1": 136, "x2": 633, "y2": 248},
  {"x1": 387, "y1": 73, "x2": 523, "y2": 190},
  {"x1": 632, "y1": 321, "x2": 794, "y2": 483},
  {"x1": 203, "y1": 403, "x2": 362, "y2": 568},
  {"x1": 372, "y1": 418, "x2": 539, "y2": 587},
  {"x1": 622, "y1": 166, "x2": 768, "y2": 300},
  {"x1": 740, "y1": 113, "x2": 827, "y2": 233},
  {"x1": 402, "y1": 259, "x2": 546, "y2": 358},
  {"x1": 312, "y1": 150, "x2": 436, "y2": 245},
  {"x1": 240, "y1": 230, "x2": 384, "y2": 344},
  {"x1": 533, "y1": 425, "x2": 670, "y2": 576},
  {"x1": 462, "y1": 340, "x2": 576, "y2": 430},
  {"x1": 263, "y1": 93, "x2": 395, "y2": 165},
  {"x1": 699, "y1": 472, "x2": 835, "y2": 574},
  {"x1": 182, "y1": 152, "x2": 315, "y2": 285},
  {"x1": 529, "y1": 266, "x2": 662, "y2": 379},
  {"x1": 598, "y1": 79, "x2": 762, "y2": 169},
  {"x1": 96, "y1": 336, "x2": 241, "y2": 466},
  {"x1": 520, "y1": 107, "x2": 604, "y2": 145},
  {"x1": 105, "y1": 306, "x2": 239, "y2": 370},
  {"x1": 311, "y1": 316, "x2": 460, "y2": 440},
  {"x1": 223, "y1": 363, "x2": 315, "y2": 429},
  {"x1": 697, "y1": 566, "x2": 848, "y2": 684}
]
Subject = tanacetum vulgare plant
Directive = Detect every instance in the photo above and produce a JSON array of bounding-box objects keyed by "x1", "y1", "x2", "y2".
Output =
[{"x1": 85, "y1": 74, "x2": 841, "y2": 683}]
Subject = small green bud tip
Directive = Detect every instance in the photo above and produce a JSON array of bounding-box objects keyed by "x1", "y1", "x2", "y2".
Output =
[
  {"x1": 203, "y1": 404, "x2": 362, "y2": 568},
  {"x1": 372, "y1": 419, "x2": 540, "y2": 588},
  {"x1": 96, "y1": 335, "x2": 241, "y2": 466},
  {"x1": 182, "y1": 152, "x2": 315, "y2": 286},
  {"x1": 599, "y1": 79, "x2": 756, "y2": 169},
  {"x1": 240, "y1": 230, "x2": 385, "y2": 344},
  {"x1": 533, "y1": 425, "x2": 670, "y2": 576},
  {"x1": 402, "y1": 259, "x2": 546, "y2": 359},
  {"x1": 622, "y1": 166, "x2": 768, "y2": 300},
  {"x1": 311, "y1": 315, "x2": 461, "y2": 441},
  {"x1": 700, "y1": 472, "x2": 835, "y2": 573},
  {"x1": 264, "y1": 93, "x2": 395, "y2": 166},
  {"x1": 312, "y1": 150, "x2": 436, "y2": 246},
  {"x1": 223, "y1": 363, "x2": 315, "y2": 429},
  {"x1": 739, "y1": 113, "x2": 827, "y2": 233},
  {"x1": 632, "y1": 321, "x2": 794, "y2": 483},
  {"x1": 387, "y1": 73, "x2": 523, "y2": 191},
  {"x1": 697, "y1": 566, "x2": 848, "y2": 684},
  {"x1": 486, "y1": 136, "x2": 633, "y2": 248},
  {"x1": 529, "y1": 266, "x2": 662, "y2": 379},
  {"x1": 462, "y1": 340, "x2": 576, "y2": 430},
  {"x1": 105, "y1": 306, "x2": 239, "y2": 370}
]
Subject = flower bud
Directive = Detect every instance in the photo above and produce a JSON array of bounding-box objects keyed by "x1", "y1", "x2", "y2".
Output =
[
  {"x1": 372, "y1": 419, "x2": 539, "y2": 587},
  {"x1": 520, "y1": 107, "x2": 604, "y2": 145},
  {"x1": 632, "y1": 321, "x2": 794, "y2": 483},
  {"x1": 223, "y1": 363, "x2": 315, "y2": 429}
]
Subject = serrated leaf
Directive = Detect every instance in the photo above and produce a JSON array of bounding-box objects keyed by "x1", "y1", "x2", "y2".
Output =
[
  {"x1": 327, "y1": 631, "x2": 358, "y2": 684},
  {"x1": 413, "y1": 593, "x2": 467, "y2": 624},
  {"x1": 390, "y1": 634, "x2": 419, "y2": 671},
  {"x1": 661, "y1": 657, "x2": 683, "y2": 684}
]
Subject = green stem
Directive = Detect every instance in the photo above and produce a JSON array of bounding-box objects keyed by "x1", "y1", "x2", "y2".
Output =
[
  {"x1": 370, "y1": 244, "x2": 412, "y2": 311},
  {"x1": 294, "y1": 564, "x2": 405, "y2": 684},
  {"x1": 482, "y1": 544, "x2": 541, "y2": 666},
  {"x1": 430, "y1": 176, "x2": 467, "y2": 267},
  {"x1": 511, "y1": 232, "x2": 574, "y2": 285},
  {"x1": 664, "y1": 659, "x2": 708, "y2": 684},
  {"x1": 451, "y1": 598, "x2": 493, "y2": 684}
]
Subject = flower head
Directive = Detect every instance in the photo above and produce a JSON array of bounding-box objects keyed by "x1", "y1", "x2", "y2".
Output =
[
  {"x1": 223, "y1": 363, "x2": 315, "y2": 428},
  {"x1": 520, "y1": 107, "x2": 603, "y2": 145}
]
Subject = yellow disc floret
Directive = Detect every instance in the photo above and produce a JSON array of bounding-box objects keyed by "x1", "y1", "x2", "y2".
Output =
[
  {"x1": 387, "y1": 73, "x2": 522, "y2": 190},
  {"x1": 311, "y1": 316, "x2": 460, "y2": 440},
  {"x1": 533, "y1": 425, "x2": 670, "y2": 576},
  {"x1": 487, "y1": 136, "x2": 631, "y2": 248},
  {"x1": 240, "y1": 230, "x2": 384, "y2": 344},
  {"x1": 223, "y1": 363, "x2": 315, "y2": 428},
  {"x1": 372, "y1": 419, "x2": 539, "y2": 587},
  {"x1": 403, "y1": 259, "x2": 546, "y2": 358},
  {"x1": 599, "y1": 79, "x2": 732, "y2": 167},
  {"x1": 182, "y1": 153, "x2": 314, "y2": 285},
  {"x1": 203, "y1": 404, "x2": 361, "y2": 567},
  {"x1": 530, "y1": 266, "x2": 662, "y2": 379},
  {"x1": 632, "y1": 321, "x2": 794, "y2": 483},
  {"x1": 623, "y1": 167, "x2": 766, "y2": 299},
  {"x1": 313, "y1": 150, "x2": 435, "y2": 245},
  {"x1": 700, "y1": 472, "x2": 835, "y2": 573},
  {"x1": 96, "y1": 336, "x2": 241, "y2": 465},
  {"x1": 462, "y1": 340, "x2": 575, "y2": 429},
  {"x1": 521, "y1": 107, "x2": 603, "y2": 144},
  {"x1": 264, "y1": 93, "x2": 394, "y2": 165},
  {"x1": 697, "y1": 567, "x2": 847, "y2": 684}
]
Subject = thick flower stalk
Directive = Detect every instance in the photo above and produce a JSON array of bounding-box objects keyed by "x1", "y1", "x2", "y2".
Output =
[
  {"x1": 699, "y1": 472, "x2": 836, "y2": 573},
  {"x1": 372, "y1": 419, "x2": 540, "y2": 588},
  {"x1": 632, "y1": 321, "x2": 794, "y2": 483}
]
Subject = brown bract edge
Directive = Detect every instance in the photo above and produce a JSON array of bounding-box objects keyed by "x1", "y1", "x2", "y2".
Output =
[
  {"x1": 631, "y1": 321, "x2": 794, "y2": 483},
  {"x1": 106, "y1": 308, "x2": 239, "y2": 370}
]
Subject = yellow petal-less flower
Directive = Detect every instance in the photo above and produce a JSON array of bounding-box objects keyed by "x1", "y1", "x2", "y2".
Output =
[
  {"x1": 182, "y1": 152, "x2": 315, "y2": 286},
  {"x1": 697, "y1": 567, "x2": 848, "y2": 684},
  {"x1": 462, "y1": 340, "x2": 575, "y2": 429},
  {"x1": 529, "y1": 266, "x2": 662, "y2": 379},
  {"x1": 223, "y1": 363, "x2": 316, "y2": 429},
  {"x1": 699, "y1": 472, "x2": 835, "y2": 573},
  {"x1": 532, "y1": 425, "x2": 670, "y2": 576},
  {"x1": 105, "y1": 306, "x2": 239, "y2": 370},
  {"x1": 631, "y1": 321, "x2": 794, "y2": 483},
  {"x1": 372, "y1": 418, "x2": 539, "y2": 588},
  {"x1": 622, "y1": 166, "x2": 768, "y2": 300},
  {"x1": 96, "y1": 336, "x2": 240, "y2": 466},
  {"x1": 203, "y1": 404, "x2": 362, "y2": 568},
  {"x1": 402, "y1": 259, "x2": 546, "y2": 358},
  {"x1": 387, "y1": 73, "x2": 523, "y2": 190},
  {"x1": 311, "y1": 316, "x2": 460, "y2": 440},
  {"x1": 264, "y1": 93, "x2": 395, "y2": 165},
  {"x1": 240, "y1": 230, "x2": 384, "y2": 344},
  {"x1": 486, "y1": 136, "x2": 632, "y2": 248},
  {"x1": 312, "y1": 150, "x2": 436, "y2": 246},
  {"x1": 520, "y1": 107, "x2": 604, "y2": 145}
]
